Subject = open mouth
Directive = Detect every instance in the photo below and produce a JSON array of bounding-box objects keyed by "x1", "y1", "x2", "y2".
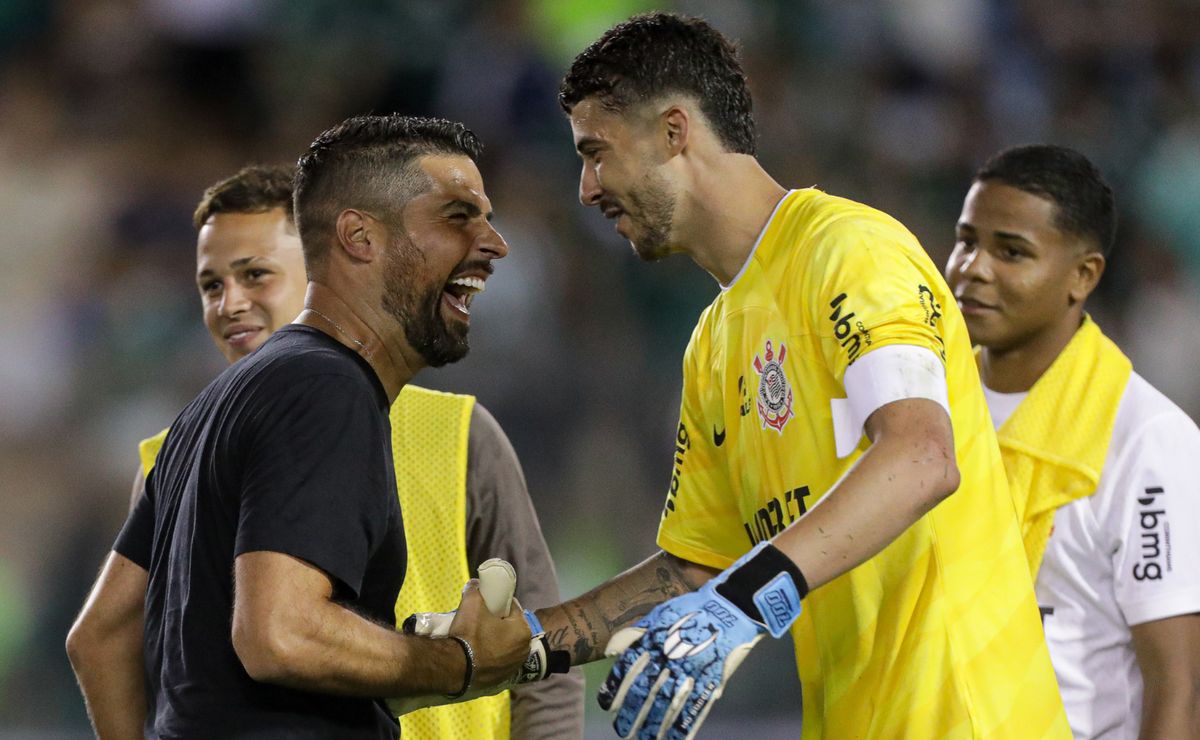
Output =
[{"x1": 442, "y1": 275, "x2": 486, "y2": 317}]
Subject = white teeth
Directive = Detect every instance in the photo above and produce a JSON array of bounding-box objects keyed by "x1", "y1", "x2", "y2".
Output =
[{"x1": 447, "y1": 276, "x2": 485, "y2": 293}]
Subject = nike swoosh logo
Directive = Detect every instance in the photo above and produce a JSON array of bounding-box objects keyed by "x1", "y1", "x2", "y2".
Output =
[{"x1": 713, "y1": 426, "x2": 726, "y2": 446}]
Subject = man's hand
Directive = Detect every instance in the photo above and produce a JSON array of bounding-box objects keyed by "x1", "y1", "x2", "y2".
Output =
[
  {"x1": 390, "y1": 560, "x2": 569, "y2": 716},
  {"x1": 598, "y1": 543, "x2": 806, "y2": 740},
  {"x1": 446, "y1": 580, "x2": 532, "y2": 688}
]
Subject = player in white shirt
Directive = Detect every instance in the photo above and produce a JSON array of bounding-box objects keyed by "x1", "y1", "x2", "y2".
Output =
[{"x1": 946, "y1": 144, "x2": 1200, "y2": 739}]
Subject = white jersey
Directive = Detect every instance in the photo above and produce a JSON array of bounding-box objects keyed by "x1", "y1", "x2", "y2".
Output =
[{"x1": 985, "y1": 373, "x2": 1200, "y2": 739}]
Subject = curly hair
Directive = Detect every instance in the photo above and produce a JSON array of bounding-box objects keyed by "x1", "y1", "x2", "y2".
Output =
[
  {"x1": 294, "y1": 114, "x2": 483, "y2": 272},
  {"x1": 559, "y1": 12, "x2": 756, "y2": 155}
]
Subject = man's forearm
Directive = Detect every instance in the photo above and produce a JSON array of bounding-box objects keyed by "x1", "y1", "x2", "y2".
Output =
[
  {"x1": 233, "y1": 551, "x2": 532, "y2": 698},
  {"x1": 66, "y1": 553, "x2": 150, "y2": 739},
  {"x1": 772, "y1": 399, "x2": 958, "y2": 590},
  {"x1": 535, "y1": 551, "x2": 716, "y2": 665},
  {"x1": 69, "y1": 627, "x2": 147, "y2": 739}
]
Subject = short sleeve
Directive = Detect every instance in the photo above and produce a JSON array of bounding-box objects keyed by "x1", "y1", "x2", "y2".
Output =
[
  {"x1": 806, "y1": 217, "x2": 948, "y2": 385},
  {"x1": 237, "y1": 372, "x2": 392, "y2": 599},
  {"x1": 114, "y1": 467, "x2": 157, "y2": 569},
  {"x1": 656, "y1": 341, "x2": 742, "y2": 570},
  {"x1": 1111, "y1": 412, "x2": 1200, "y2": 626}
]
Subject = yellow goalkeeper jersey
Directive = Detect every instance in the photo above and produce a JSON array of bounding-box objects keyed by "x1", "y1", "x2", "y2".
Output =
[{"x1": 657, "y1": 189, "x2": 1068, "y2": 739}]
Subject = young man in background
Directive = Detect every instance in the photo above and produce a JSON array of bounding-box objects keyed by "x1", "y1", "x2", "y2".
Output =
[{"x1": 946, "y1": 144, "x2": 1200, "y2": 739}]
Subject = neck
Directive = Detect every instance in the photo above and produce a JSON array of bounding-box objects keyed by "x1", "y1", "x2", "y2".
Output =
[
  {"x1": 297, "y1": 282, "x2": 420, "y2": 403},
  {"x1": 979, "y1": 311, "x2": 1086, "y2": 393},
  {"x1": 677, "y1": 156, "x2": 787, "y2": 285}
]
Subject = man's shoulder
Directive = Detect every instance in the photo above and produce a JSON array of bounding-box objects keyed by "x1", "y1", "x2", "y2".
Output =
[
  {"x1": 1112, "y1": 371, "x2": 1200, "y2": 450},
  {"x1": 780, "y1": 188, "x2": 915, "y2": 244},
  {"x1": 232, "y1": 326, "x2": 376, "y2": 395}
]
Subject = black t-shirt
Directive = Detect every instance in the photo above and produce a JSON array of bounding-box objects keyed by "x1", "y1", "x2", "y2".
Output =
[{"x1": 115, "y1": 325, "x2": 406, "y2": 739}]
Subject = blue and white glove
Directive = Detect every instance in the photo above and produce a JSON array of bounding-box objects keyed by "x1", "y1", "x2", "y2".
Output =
[{"x1": 598, "y1": 542, "x2": 808, "y2": 739}]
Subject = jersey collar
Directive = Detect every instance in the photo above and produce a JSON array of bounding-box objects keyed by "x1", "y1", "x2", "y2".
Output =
[{"x1": 720, "y1": 190, "x2": 799, "y2": 291}]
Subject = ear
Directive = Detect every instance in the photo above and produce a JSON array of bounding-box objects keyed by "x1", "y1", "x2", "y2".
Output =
[
  {"x1": 662, "y1": 106, "x2": 690, "y2": 156},
  {"x1": 1068, "y1": 251, "x2": 1105, "y2": 305},
  {"x1": 334, "y1": 209, "x2": 381, "y2": 263}
]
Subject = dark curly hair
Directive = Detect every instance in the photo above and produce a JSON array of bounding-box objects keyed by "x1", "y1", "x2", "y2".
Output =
[
  {"x1": 294, "y1": 114, "x2": 483, "y2": 273},
  {"x1": 559, "y1": 13, "x2": 756, "y2": 155},
  {"x1": 193, "y1": 164, "x2": 295, "y2": 229},
  {"x1": 975, "y1": 145, "x2": 1117, "y2": 257}
]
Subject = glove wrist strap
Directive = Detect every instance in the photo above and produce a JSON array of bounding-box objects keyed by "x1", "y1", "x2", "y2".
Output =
[{"x1": 715, "y1": 542, "x2": 808, "y2": 638}]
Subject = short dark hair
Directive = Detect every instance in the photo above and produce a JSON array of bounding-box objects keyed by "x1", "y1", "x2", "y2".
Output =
[
  {"x1": 193, "y1": 164, "x2": 295, "y2": 229},
  {"x1": 294, "y1": 114, "x2": 483, "y2": 272},
  {"x1": 975, "y1": 145, "x2": 1117, "y2": 257},
  {"x1": 559, "y1": 12, "x2": 756, "y2": 155}
]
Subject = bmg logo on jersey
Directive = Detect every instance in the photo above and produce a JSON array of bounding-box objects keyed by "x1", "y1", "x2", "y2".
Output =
[
  {"x1": 752, "y1": 339, "x2": 794, "y2": 433},
  {"x1": 829, "y1": 293, "x2": 872, "y2": 365},
  {"x1": 663, "y1": 422, "x2": 691, "y2": 518},
  {"x1": 1133, "y1": 486, "x2": 1171, "y2": 581}
]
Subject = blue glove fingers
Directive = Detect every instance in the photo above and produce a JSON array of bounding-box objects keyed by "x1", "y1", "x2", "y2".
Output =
[
  {"x1": 667, "y1": 679, "x2": 720, "y2": 740},
  {"x1": 610, "y1": 654, "x2": 661, "y2": 738},
  {"x1": 628, "y1": 667, "x2": 675, "y2": 739},
  {"x1": 599, "y1": 637, "x2": 647, "y2": 711},
  {"x1": 650, "y1": 674, "x2": 692, "y2": 740}
]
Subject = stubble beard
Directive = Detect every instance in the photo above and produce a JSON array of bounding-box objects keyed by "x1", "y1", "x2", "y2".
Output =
[
  {"x1": 627, "y1": 169, "x2": 676, "y2": 262},
  {"x1": 381, "y1": 236, "x2": 470, "y2": 368}
]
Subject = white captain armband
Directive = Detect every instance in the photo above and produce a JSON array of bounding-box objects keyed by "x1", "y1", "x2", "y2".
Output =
[{"x1": 830, "y1": 345, "x2": 951, "y2": 458}]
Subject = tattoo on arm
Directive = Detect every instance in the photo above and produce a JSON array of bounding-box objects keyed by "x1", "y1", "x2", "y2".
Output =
[{"x1": 544, "y1": 552, "x2": 704, "y2": 665}]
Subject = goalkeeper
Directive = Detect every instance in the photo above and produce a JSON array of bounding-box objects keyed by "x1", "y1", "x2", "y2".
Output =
[{"x1": 505, "y1": 13, "x2": 1069, "y2": 740}]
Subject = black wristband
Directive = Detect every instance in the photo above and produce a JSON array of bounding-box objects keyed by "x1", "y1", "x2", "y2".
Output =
[
  {"x1": 445, "y1": 636, "x2": 475, "y2": 699},
  {"x1": 715, "y1": 544, "x2": 809, "y2": 623}
]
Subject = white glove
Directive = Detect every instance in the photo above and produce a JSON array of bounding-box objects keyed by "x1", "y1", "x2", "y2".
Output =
[
  {"x1": 388, "y1": 558, "x2": 568, "y2": 716},
  {"x1": 404, "y1": 558, "x2": 517, "y2": 637}
]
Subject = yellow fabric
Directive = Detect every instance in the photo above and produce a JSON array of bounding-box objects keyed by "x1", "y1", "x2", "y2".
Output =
[
  {"x1": 138, "y1": 428, "x2": 170, "y2": 474},
  {"x1": 137, "y1": 385, "x2": 510, "y2": 739},
  {"x1": 989, "y1": 316, "x2": 1132, "y2": 578},
  {"x1": 389, "y1": 386, "x2": 510, "y2": 739},
  {"x1": 657, "y1": 189, "x2": 1068, "y2": 739}
]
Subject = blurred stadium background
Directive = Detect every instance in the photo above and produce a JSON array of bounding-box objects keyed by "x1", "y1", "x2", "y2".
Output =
[{"x1": 1, "y1": 1, "x2": 1198, "y2": 737}]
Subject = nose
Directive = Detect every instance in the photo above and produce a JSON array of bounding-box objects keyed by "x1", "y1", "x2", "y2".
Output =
[
  {"x1": 957, "y1": 248, "x2": 991, "y2": 282},
  {"x1": 477, "y1": 220, "x2": 509, "y2": 261},
  {"x1": 218, "y1": 281, "x2": 250, "y2": 317},
  {"x1": 579, "y1": 163, "x2": 602, "y2": 207},
  {"x1": 948, "y1": 245, "x2": 991, "y2": 286}
]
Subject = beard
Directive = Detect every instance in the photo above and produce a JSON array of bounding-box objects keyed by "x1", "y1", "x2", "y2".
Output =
[
  {"x1": 625, "y1": 168, "x2": 676, "y2": 262},
  {"x1": 381, "y1": 236, "x2": 470, "y2": 368}
]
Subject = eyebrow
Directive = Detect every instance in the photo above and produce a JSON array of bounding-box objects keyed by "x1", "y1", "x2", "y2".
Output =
[
  {"x1": 955, "y1": 222, "x2": 1034, "y2": 245},
  {"x1": 443, "y1": 199, "x2": 493, "y2": 222},
  {"x1": 575, "y1": 136, "x2": 605, "y2": 154},
  {"x1": 993, "y1": 230, "x2": 1035, "y2": 245},
  {"x1": 197, "y1": 256, "x2": 266, "y2": 279}
]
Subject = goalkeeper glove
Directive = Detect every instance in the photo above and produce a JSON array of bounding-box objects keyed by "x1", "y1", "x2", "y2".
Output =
[{"x1": 598, "y1": 542, "x2": 807, "y2": 740}]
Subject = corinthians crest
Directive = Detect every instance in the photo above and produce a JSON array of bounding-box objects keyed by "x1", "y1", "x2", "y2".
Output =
[{"x1": 752, "y1": 339, "x2": 793, "y2": 433}]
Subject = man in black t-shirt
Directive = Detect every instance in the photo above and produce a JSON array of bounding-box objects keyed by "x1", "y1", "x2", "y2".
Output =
[{"x1": 65, "y1": 115, "x2": 533, "y2": 739}]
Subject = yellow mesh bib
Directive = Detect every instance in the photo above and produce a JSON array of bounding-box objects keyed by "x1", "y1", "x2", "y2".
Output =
[
  {"x1": 137, "y1": 385, "x2": 511, "y2": 738},
  {"x1": 389, "y1": 385, "x2": 510, "y2": 738}
]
